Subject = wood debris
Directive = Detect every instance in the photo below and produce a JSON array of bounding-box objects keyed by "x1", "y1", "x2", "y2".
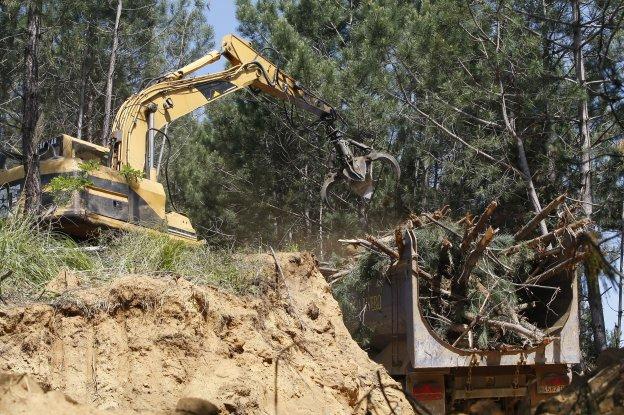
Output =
[{"x1": 331, "y1": 194, "x2": 592, "y2": 351}]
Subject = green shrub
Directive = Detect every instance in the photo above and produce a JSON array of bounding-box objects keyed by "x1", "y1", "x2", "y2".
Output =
[
  {"x1": 45, "y1": 160, "x2": 100, "y2": 204},
  {"x1": 119, "y1": 164, "x2": 145, "y2": 184}
]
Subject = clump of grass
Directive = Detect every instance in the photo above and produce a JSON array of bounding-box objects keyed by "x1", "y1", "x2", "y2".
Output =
[
  {"x1": 0, "y1": 216, "x2": 261, "y2": 302},
  {"x1": 179, "y1": 247, "x2": 260, "y2": 294},
  {"x1": 96, "y1": 231, "x2": 188, "y2": 274},
  {"x1": 92, "y1": 230, "x2": 259, "y2": 294},
  {"x1": 0, "y1": 214, "x2": 93, "y2": 298}
]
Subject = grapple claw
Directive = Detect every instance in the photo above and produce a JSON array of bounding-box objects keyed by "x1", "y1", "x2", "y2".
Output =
[
  {"x1": 321, "y1": 172, "x2": 340, "y2": 205},
  {"x1": 367, "y1": 151, "x2": 401, "y2": 179},
  {"x1": 321, "y1": 131, "x2": 401, "y2": 206}
]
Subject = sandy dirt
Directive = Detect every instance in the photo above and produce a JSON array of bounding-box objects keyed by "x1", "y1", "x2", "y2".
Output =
[
  {"x1": 535, "y1": 349, "x2": 624, "y2": 415},
  {"x1": 0, "y1": 252, "x2": 414, "y2": 415}
]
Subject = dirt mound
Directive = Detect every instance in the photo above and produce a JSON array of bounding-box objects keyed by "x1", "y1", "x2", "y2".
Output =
[
  {"x1": 0, "y1": 373, "x2": 160, "y2": 415},
  {"x1": 535, "y1": 349, "x2": 624, "y2": 415},
  {"x1": 0, "y1": 252, "x2": 413, "y2": 415}
]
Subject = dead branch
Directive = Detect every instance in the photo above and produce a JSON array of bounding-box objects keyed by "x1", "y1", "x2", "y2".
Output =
[
  {"x1": 459, "y1": 227, "x2": 497, "y2": 282},
  {"x1": 527, "y1": 252, "x2": 588, "y2": 284},
  {"x1": 460, "y1": 201, "x2": 497, "y2": 252},
  {"x1": 270, "y1": 247, "x2": 284, "y2": 284},
  {"x1": 465, "y1": 312, "x2": 546, "y2": 342},
  {"x1": 514, "y1": 193, "x2": 567, "y2": 241},
  {"x1": 422, "y1": 213, "x2": 462, "y2": 239},
  {"x1": 502, "y1": 219, "x2": 591, "y2": 255},
  {"x1": 366, "y1": 235, "x2": 399, "y2": 259}
]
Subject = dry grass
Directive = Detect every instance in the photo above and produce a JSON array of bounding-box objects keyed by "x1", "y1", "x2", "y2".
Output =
[
  {"x1": 0, "y1": 214, "x2": 93, "y2": 300},
  {"x1": 92, "y1": 230, "x2": 262, "y2": 294},
  {"x1": 0, "y1": 215, "x2": 262, "y2": 302}
]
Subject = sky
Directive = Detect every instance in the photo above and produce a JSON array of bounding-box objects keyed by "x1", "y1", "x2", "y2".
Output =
[
  {"x1": 197, "y1": 1, "x2": 622, "y2": 346},
  {"x1": 209, "y1": 1, "x2": 239, "y2": 45},
  {"x1": 203, "y1": 1, "x2": 239, "y2": 72}
]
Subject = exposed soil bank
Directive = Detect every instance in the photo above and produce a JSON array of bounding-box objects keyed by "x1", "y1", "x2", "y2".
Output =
[{"x1": 0, "y1": 252, "x2": 413, "y2": 415}]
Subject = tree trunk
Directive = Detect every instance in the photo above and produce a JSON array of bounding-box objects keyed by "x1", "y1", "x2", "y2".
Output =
[
  {"x1": 303, "y1": 164, "x2": 311, "y2": 235},
  {"x1": 617, "y1": 200, "x2": 624, "y2": 347},
  {"x1": 318, "y1": 199, "x2": 324, "y2": 260},
  {"x1": 500, "y1": 82, "x2": 548, "y2": 236},
  {"x1": 572, "y1": 0, "x2": 606, "y2": 354},
  {"x1": 541, "y1": 1, "x2": 558, "y2": 187},
  {"x1": 84, "y1": 88, "x2": 95, "y2": 140},
  {"x1": 514, "y1": 134, "x2": 548, "y2": 236},
  {"x1": 21, "y1": 0, "x2": 42, "y2": 214},
  {"x1": 100, "y1": 0, "x2": 122, "y2": 147},
  {"x1": 76, "y1": 24, "x2": 95, "y2": 140},
  {"x1": 572, "y1": 0, "x2": 592, "y2": 219},
  {"x1": 586, "y1": 268, "x2": 608, "y2": 353}
]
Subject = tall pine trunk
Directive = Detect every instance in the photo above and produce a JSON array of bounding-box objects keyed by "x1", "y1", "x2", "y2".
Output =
[
  {"x1": 572, "y1": 0, "x2": 606, "y2": 354},
  {"x1": 76, "y1": 24, "x2": 95, "y2": 140},
  {"x1": 21, "y1": 0, "x2": 42, "y2": 214},
  {"x1": 100, "y1": 0, "x2": 122, "y2": 147},
  {"x1": 84, "y1": 88, "x2": 95, "y2": 140}
]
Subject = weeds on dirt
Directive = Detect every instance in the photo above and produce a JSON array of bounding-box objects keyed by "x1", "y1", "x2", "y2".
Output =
[
  {"x1": 0, "y1": 215, "x2": 260, "y2": 302},
  {"x1": 0, "y1": 214, "x2": 94, "y2": 298},
  {"x1": 96, "y1": 230, "x2": 260, "y2": 294}
]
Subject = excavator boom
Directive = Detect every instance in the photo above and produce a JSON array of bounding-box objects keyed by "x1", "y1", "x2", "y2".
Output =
[{"x1": 109, "y1": 35, "x2": 336, "y2": 179}]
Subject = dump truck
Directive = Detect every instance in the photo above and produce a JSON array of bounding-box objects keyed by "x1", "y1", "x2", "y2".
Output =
[{"x1": 360, "y1": 228, "x2": 579, "y2": 414}]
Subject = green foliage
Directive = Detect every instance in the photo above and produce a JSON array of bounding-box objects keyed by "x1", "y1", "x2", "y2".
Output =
[
  {"x1": 332, "y1": 250, "x2": 390, "y2": 348},
  {"x1": 45, "y1": 159, "x2": 100, "y2": 204},
  {"x1": 78, "y1": 160, "x2": 100, "y2": 174},
  {"x1": 119, "y1": 164, "x2": 145, "y2": 184},
  {"x1": 46, "y1": 175, "x2": 92, "y2": 194},
  {"x1": 0, "y1": 0, "x2": 213, "y2": 149}
]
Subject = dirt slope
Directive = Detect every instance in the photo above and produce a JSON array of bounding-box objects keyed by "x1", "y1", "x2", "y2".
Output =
[
  {"x1": 535, "y1": 349, "x2": 624, "y2": 415},
  {"x1": 0, "y1": 252, "x2": 413, "y2": 415}
]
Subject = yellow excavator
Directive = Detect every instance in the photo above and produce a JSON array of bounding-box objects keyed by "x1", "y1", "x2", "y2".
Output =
[{"x1": 0, "y1": 34, "x2": 399, "y2": 242}]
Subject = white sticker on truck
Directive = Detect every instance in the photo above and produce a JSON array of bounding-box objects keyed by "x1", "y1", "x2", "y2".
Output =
[
  {"x1": 0, "y1": 187, "x2": 8, "y2": 217},
  {"x1": 9, "y1": 184, "x2": 20, "y2": 204}
]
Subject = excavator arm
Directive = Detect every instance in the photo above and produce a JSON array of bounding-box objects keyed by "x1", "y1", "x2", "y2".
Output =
[{"x1": 109, "y1": 34, "x2": 399, "y2": 204}]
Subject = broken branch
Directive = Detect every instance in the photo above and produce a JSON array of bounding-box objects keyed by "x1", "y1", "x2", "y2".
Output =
[{"x1": 514, "y1": 194, "x2": 567, "y2": 241}]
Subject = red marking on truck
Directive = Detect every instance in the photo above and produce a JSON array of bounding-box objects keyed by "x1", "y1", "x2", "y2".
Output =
[
  {"x1": 538, "y1": 373, "x2": 569, "y2": 394},
  {"x1": 412, "y1": 382, "x2": 444, "y2": 401}
]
